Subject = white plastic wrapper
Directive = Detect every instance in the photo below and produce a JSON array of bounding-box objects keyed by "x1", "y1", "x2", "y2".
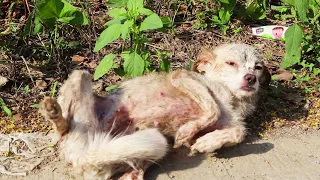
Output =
[{"x1": 252, "y1": 25, "x2": 289, "y2": 40}]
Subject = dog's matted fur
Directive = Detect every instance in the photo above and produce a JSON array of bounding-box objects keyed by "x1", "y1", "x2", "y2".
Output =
[{"x1": 39, "y1": 43, "x2": 271, "y2": 179}]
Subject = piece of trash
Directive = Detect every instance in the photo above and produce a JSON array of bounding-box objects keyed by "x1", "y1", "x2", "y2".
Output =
[
  {"x1": 0, "y1": 132, "x2": 58, "y2": 176},
  {"x1": 252, "y1": 25, "x2": 288, "y2": 40}
]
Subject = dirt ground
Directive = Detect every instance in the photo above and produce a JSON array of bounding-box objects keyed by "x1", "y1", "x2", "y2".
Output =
[{"x1": 0, "y1": 127, "x2": 319, "y2": 180}]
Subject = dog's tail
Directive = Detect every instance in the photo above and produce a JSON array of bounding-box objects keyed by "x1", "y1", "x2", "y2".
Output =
[
  {"x1": 63, "y1": 128, "x2": 168, "y2": 168},
  {"x1": 87, "y1": 128, "x2": 168, "y2": 165}
]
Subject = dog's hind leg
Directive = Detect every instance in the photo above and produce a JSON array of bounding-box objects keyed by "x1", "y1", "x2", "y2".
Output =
[
  {"x1": 57, "y1": 70, "x2": 98, "y2": 131},
  {"x1": 39, "y1": 97, "x2": 68, "y2": 136},
  {"x1": 170, "y1": 70, "x2": 221, "y2": 148},
  {"x1": 39, "y1": 70, "x2": 98, "y2": 135}
]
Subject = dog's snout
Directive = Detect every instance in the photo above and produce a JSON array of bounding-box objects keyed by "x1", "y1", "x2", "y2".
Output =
[{"x1": 244, "y1": 74, "x2": 256, "y2": 85}]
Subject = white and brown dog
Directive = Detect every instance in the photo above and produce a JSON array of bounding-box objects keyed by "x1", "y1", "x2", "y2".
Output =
[{"x1": 39, "y1": 43, "x2": 270, "y2": 179}]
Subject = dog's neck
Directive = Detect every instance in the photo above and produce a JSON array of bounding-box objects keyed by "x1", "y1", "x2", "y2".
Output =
[{"x1": 231, "y1": 92, "x2": 258, "y2": 116}]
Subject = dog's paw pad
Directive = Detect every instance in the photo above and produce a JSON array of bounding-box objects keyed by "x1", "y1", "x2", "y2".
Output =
[{"x1": 39, "y1": 97, "x2": 61, "y2": 120}]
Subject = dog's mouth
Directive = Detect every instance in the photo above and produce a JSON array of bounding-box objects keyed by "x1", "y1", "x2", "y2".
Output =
[{"x1": 240, "y1": 86, "x2": 255, "y2": 92}]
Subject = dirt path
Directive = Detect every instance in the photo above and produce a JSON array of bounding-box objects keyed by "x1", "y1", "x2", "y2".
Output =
[{"x1": 0, "y1": 127, "x2": 319, "y2": 180}]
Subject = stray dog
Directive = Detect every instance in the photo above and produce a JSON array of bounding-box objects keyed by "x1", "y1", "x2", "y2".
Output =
[{"x1": 39, "y1": 43, "x2": 271, "y2": 179}]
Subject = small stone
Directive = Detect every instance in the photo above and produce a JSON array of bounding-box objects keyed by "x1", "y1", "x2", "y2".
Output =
[{"x1": 0, "y1": 76, "x2": 8, "y2": 87}]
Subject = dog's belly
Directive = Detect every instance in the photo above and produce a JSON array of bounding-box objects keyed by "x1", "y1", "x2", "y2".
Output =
[
  {"x1": 96, "y1": 93, "x2": 202, "y2": 136},
  {"x1": 128, "y1": 94, "x2": 202, "y2": 136}
]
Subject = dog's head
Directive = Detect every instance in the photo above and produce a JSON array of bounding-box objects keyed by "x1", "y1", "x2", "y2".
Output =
[{"x1": 193, "y1": 43, "x2": 271, "y2": 98}]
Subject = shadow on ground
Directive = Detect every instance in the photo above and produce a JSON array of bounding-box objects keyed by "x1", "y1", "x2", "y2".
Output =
[{"x1": 146, "y1": 136, "x2": 274, "y2": 179}]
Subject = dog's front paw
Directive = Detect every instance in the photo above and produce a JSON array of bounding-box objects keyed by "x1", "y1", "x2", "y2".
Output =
[
  {"x1": 191, "y1": 130, "x2": 231, "y2": 154},
  {"x1": 39, "y1": 97, "x2": 62, "y2": 121},
  {"x1": 174, "y1": 123, "x2": 199, "y2": 148}
]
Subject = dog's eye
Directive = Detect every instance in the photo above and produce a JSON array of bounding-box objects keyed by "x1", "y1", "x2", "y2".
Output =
[
  {"x1": 225, "y1": 61, "x2": 237, "y2": 67},
  {"x1": 254, "y1": 65, "x2": 263, "y2": 70}
]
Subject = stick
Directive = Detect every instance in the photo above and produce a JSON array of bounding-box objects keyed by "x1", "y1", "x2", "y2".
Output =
[{"x1": 20, "y1": 56, "x2": 35, "y2": 85}]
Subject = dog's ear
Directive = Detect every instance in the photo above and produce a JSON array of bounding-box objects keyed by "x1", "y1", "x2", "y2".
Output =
[
  {"x1": 193, "y1": 47, "x2": 216, "y2": 73},
  {"x1": 259, "y1": 65, "x2": 271, "y2": 87}
]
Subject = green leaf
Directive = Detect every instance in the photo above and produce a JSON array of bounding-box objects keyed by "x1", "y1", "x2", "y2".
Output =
[
  {"x1": 3, "y1": 106, "x2": 13, "y2": 119},
  {"x1": 219, "y1": 9, "x2": 232, "y2": 24},
  {"x1": 219, "y1": 0, "x2": 230, "y2": 3},
  {"x1": 121, "y1": 19, "x2": 133, "y2": 40},
  {"x1": 245, "y1": 0, "x2": 267, "y2": 20},
  {"x1": 108, "y1": 8, "x2": 127, "y2": 18},
  {"x1": 295, "y1": 0, "x2": 309, "y2": 22},
  {"x1": 127, "y1": 0, "x2": 144, "y2": 13},
  {"x1": 139, "y1": 14, "x2": 163, "y2": 31},
  {"x1": 94, "y1": 24, "x2": 122, "y2": 52},
  {"x1": 94, "y1": 54, "x2": 116, "y2": 80},
  {"x1": 23, "y1": 13, "x2": 33, "y2": 36},
  {"x1": 120, "y1": 51, "x2": 130, "y2": 60},
  {"x1": 68, "y1": 41, "x2": 80, "y2": 48},
  {"x1": 105, "y1": 85, "x2": 118, "y2": 92},
  {"x1": 36, "y1": 0, "x2": 88, "y2": 28},
  {"x1": 0, "y1": 98, "x2": 13, "y2": 119},
  {"x1": 280, "y1": 24, "x2": 303, "y2": 69},
  {"x1": 104, "y1": 18, "x2": 126, "y2": 26},
  {"x1": 31, "y1": 104, "x2": 40, "y2": 108},
  {"x1": 50, "y1": 81, "x2": 58, "y2": 97},
  {"x1": 105, "y1": 0, "x2": 128, "y2": 7},
  {"x1": 159, "y1": 58, "x2": 171, "y2": 72},
  {"x1": 138, "y1": 8, "x2": 154, "y2": 15},
  {"x1": 161, "y1": 16, "x2": 173, "y2": 27},
  {"x1": 33, "y1": 15, "x2": 43, "y2": 34},
  {"x1": 123, "y1": 51, "x2": 145, "y2": 77}
]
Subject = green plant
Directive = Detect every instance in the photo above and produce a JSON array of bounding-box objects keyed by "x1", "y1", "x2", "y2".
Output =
[
  {"x1": 194, "y1": 0, "x2": 266, "y2": 34},
  {"x1": 245, "y1": 0, "x2": 267, "y2": 20},
  {"x1": 279, "y1": 0, "x2": 320, "y2": 70},
  {"x1": 22, "y1": 85, "x2": 30, "y2": 94},
  {"x1": 273, "y1": 0, "x2": 320, "y2": 93},
  {"x1": 24, "y1": 0, "x2": 89, "y2": 59},
  {"x1": 157, "y1": 50, "x2": 171, "y2": 72},
  {"x1": 0, "y1": 97, "x2": 13, "y2": 120},
  {"x1": 93, "y1": 0, "x2": 165, "y2": 79}
]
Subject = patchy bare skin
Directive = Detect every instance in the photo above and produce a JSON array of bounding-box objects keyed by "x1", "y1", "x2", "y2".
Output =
[{"x1": 39, "y1": 43, "x2": 271, "y2": 180}]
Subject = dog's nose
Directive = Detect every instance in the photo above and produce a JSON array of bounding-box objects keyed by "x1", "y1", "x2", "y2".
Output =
[{"x1": 244, "y1": 74, "x2": 256, "y2": 85}]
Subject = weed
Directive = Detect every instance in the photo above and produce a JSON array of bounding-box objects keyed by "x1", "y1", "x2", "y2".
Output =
[
  {"x1": 0, "y1": 97, "x2": 13, "y2": 120},
  {"x1": 193, "y1": 0, "x2": 267, "y2": 34},
  {"x1": 93, "y1": 0, "x2": 167, "y2": 79},
  {"x1": 24, "y1": 0, "x2": 89, "y2": 63},
  {"x1": 275, "y1": 0, "x2": 320, "y2": 92}
]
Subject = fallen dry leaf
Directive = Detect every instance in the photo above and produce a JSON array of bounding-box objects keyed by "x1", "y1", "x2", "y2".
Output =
[
  {"x1": 36, "y1": 79, "x2": 47, "y2": 90},
  {"x1": 72, "y1": 55, "x2": 85, "y2": 63},
  {"x1": 13, "y1": 113, "x2": 22, "y2": 122},
  {"x1": 84, "y1": 61, "x2": 97, "y2": 69},
  {"x1": 273, "y1": 69, "x2": 293, "y2": 81}
]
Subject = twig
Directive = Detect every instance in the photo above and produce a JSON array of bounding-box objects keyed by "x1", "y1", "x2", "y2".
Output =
[
  {"x1": 20, "y1": 56, "x2": 35, "y2": 85},
  {"x1": 144, "y1": 43, "x2": 166, "y2": 50},
  {"x1": 24, "y1": 0, "x2": 31, "y2": 14},
  {"x1": 0, "y1": 165, "x2": 27, "y2": 176}
]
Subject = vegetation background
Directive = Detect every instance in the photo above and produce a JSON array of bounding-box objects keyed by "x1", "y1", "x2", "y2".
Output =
[{"x1": 0, "y1": 0, "x2": 319, "y2": 136}]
